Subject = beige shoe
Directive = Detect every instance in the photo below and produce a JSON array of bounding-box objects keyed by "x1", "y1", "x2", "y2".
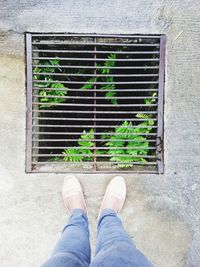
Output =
[
  {"x1": 62, "y1": 175, "x2": 87, "y2": 214},
  {"x1": 98, "y1": 176, "x2": 126, "y2": 219}
]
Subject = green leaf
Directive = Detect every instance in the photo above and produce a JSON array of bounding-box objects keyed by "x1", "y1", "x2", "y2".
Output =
[
  {"x1": 136, "y1": 113, "x2": 150, "y2": 119},
  {"x1": 77, "y1": 129, "x2": 94, "y2": 160},
  {"x1": 63, "y1": 148, "x2": 83, "y2": 162},
  {"x1": 49, "y1": 59, "x2": 60, "y2": 66},
  {"x1": 33, "y1": 60, "x2": 69, "y2": 108},
  {"x1": 80, "y1": 78, "x2": 95, "y2": 90},
  {"x1": 81, "y1": 53, "x2": 118, "y2": 104}
]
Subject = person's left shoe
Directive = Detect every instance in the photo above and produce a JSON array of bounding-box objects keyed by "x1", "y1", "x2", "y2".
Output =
[{"x1": 62, "y1": 175, "x2": 87, "y2": 214}]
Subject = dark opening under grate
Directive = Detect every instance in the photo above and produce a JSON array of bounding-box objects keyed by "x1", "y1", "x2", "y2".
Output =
[{"x1": 26, "y1": 33, "x2": 165, "y2": 173}]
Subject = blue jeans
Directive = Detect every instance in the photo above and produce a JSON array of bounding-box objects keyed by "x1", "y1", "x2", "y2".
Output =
[{"x1": 41, "y1": 209, "x2": 154, "y2": 267}]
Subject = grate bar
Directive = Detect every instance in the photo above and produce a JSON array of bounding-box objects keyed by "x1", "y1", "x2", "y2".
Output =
[
  {"x1": 32, "y1": 161, "x2": 157, "y2": 166},
  {"x1": 33, "y1": 95, "x2": 158, "y2": 100},
  {"x1": 33, "y1": 146, "x2": 156, "y2": 150},
  {"x1": 33, "y1": 110, "x2": 157, "y2": 114},
  {"x1": 33, "y1": 64, "x2": 159, "y2": 69},
  {"x1": 33, "y1": 102, "x2": 157, "y2": 107},
  {"x1": 32, "y1": 124, "x2": 158, "y2": 129},
  {"x1": 33, "y1": 87, "x2": 158, "y2": 92},
  {"x1": 33, "y1": 73, "x2": 159, "y2": 77},
  {"x1": 33, "y1": 49, "x2": 160, "y2": 54},
  {"x1": 32, "y1": 117, "x2": 157, "y2": 122},
  {"x1": 33, "y1": 80, "x2": 159, "y2": 85},
  {"x1": 33, "y1": 138, "x2": 157, "y2": 142},
  {"x1": 32, "y1": 153, "x2": 157, "y2": 158},
  {"x1": 32, "y1": 131, "x2": 157, "y2": 136},
  {"x1": 33, "y1": 56, "x2": 159, "y2": 62},
  {"x1": 32, "y1": 42, "x2": 160, "y2": 47},
  {"x1": 32, "y1": 161, "x2": 157, "y2": 165}
]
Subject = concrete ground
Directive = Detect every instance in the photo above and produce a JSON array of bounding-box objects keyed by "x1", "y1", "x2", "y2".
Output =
[
  {"x1": 0, "y1": 169, "x2": 198, "y2": 267},
  {"x1": 0, "y1": 1, "x2": 200, "y2": 266}
]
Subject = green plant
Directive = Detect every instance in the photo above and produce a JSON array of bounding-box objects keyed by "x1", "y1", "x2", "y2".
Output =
[
  {"x1": 33, "y1": 59, "x2": 67, "y2": 108},
  {"x1": 80, "y1": 78, "x2": 96, "y2": 90},
  {"x1": 62, "y1": 129, "x2": 94, "y2": 162},
  {"x1": 103, "y1": 93, "x2": 157, "y2": 168},
  {"x1": 80, "y1": 53, "x2": 118, "y2": 104},
  {"x1": 100, "y1": 77, "x2": 118, "y2": 105},
  {"x1": 77, "y1": 129, "x2": 94, "y2": 160},
  {"x1": 60, "y1": 92, "x2": 157, "y2": 167},
  {"x1": 62, "y1": 148, "x2": 84, "y2": 162}
]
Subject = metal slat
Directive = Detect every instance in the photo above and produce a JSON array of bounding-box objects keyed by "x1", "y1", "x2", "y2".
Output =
[
  {"x1": 33, "y1": 110, "x2": 158, "y2": 114},
  {"x1": 33, "y1": 95, "x2": 158, "y2": 100},
  {"x1": 32, "y1": 161, "x2": 157, "y2": 166},
  {"x1": 32, "y1": 162, "x2": 157, "y2": 165},
  {"x1": 33, "y1": 49, "x2": 160, "y2": 54},
  {"x1": 32, "y1": 117, "x2": 157, "y2": 122},
  {"x1": 31, "y1": 160, "x2": 157, "y2": 165},
  {"x1": 33, "y1": 80, "x2": 158, "y2": 85},
  {"x1": 33, "y1": 56, "x2": 159, "y2": 62},
  {"x1": 33, "y1": 73, "x2": 159, "y2": 77},
  {"x1": 32, "y1": 42, "x2": 159, "y2": 47},
  {"x1": 32, "y1": 131, "x2": 157, "y2": 136},
  {"x1": 32, "y1": 153, "x2": 157, "y2": 158},
  {"x1": 33, "y1": 146, "x2": 156, "y2": 150},
  {"x1": 32, "y1": 102, "x2": 157, "y2": 107},
  {"x1": 33, "y1": 87, "x2": 159, "y2": 92},
  {"x1": 33, "y1": 64, "x2": 159, "y2": 69},
  {"x1": 32, "y1": 125, "x2": 158, "y2": 129},
  {"x1": 33, "y1": 139, "x2": 157, "y2": 142},
  {"x1": 31, "y1": 161, "x2": 157, "y2": 165}
]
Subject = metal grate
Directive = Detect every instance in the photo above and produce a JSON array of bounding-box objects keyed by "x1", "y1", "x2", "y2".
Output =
[{"x1": 26, "y1": 33, "x2": 165, "y2": 173}]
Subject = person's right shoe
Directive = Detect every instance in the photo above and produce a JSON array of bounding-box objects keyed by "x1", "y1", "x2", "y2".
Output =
[
  {"x1": 98, "y1": 176, "x2": 126, "y2": 219},
  {"x1": 62, "y1": 175, "x2": 87, "y2": 214}
]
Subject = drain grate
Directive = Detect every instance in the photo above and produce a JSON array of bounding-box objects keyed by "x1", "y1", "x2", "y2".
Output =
[{"x1": 26, "y1": 33, "x2": 165, "y2": 173}]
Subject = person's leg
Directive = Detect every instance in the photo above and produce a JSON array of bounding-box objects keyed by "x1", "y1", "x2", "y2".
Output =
[
  {"x1": 41, "y1": 209, "x2": 90, "y2": 267},
  {"x1": 90, "y1": 176, "x2": 154, "y2": 267},
  {"x1": 40, "y1": 176, "x2": 91, "y2": 267},
  {"x1": 90, "y1": 208, "x2": 153, "y2": 267}
]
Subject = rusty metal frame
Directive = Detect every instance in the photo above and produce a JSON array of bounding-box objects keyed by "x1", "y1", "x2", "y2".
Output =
[
  {"x1": 156, "y1": 35, "x2": 166, "y2": 174},
  {"x1": 25, "y1": 33, "x2": 165, "y2": 174},
  {"x1": 25, "y1": 33, "x2": 33, "y2": 172}
]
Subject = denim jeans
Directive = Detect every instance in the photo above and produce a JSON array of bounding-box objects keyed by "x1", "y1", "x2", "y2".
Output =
[{"x1": 41, "y1": 209, "x2": 154, "y2": 267}]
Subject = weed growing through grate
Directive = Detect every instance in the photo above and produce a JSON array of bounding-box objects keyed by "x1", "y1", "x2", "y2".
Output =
[
  {"x1": 80, "y1": 53, "x2": 118, "y2": 105},
  {"x1": 33, "y1": 59, "x2": 67, "y2": 108},
  {"x1": 62, "y1": 129, "x2": 94, "y2": 162},
  {"x1": 59, "y1": 92, "x2": 157, "y2": 167},
  {"x1": 104, "y1": 93, "x2": 157, "y2": 168}
]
